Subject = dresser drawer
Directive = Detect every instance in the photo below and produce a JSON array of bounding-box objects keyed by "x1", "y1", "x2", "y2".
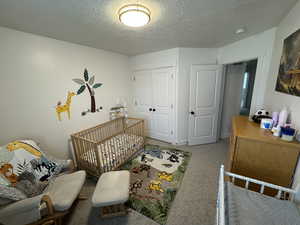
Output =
[{"x1": 232, "y1": 137, "x2": 299, "y2": 187}]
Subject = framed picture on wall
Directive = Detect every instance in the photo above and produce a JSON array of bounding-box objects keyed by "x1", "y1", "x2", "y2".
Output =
[{"x1": 275, "y1": 28, "x2": 300, "y2": 97}]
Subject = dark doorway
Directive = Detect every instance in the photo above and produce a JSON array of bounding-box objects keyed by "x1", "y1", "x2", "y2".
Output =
[{"x1": 220, "y1": 59, "x2": 258, "y2": 138}]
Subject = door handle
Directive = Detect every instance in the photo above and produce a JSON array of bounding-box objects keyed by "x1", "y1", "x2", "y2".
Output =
[
  {"x1": 149, "y1": 108, "x2": 152, "y2": 111},
  {"x1": 190, "y1": 111, "x2": 195, "y2": 115}
]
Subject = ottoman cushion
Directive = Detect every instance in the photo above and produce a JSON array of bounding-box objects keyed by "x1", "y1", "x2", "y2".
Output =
[{"x1": 92, "y1": 170, "x2": 130, "y2": 207}]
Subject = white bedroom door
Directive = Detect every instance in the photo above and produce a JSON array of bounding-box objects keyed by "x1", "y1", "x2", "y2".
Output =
[
  {"x1": 188, "y1": 65, "x2": 223, "y2": 145},
  {"x1": 132, "y1": 70, "x2": 154, "y2": 136},
  {"x1": 151, "y1": 68, "x2": 174, "y2": 142}
]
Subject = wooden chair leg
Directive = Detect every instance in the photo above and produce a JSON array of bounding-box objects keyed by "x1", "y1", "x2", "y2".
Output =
[
  {"x1": 78, "y1": 193, "x2": 88, "y2": 200},
  {"x1": 100, "y1": 204, "x2": 128, "y2": 218},
  {"x1": 41, "y1": 220, "x2": 55, "y2": 225},
  {"x1": 55, "y1": 217, "x2": 62, "y2": 225}
]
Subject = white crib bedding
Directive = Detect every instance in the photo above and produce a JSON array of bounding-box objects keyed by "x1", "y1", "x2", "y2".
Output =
[
  {"x1": 226, "y1": 182, "x2": 300, "y2": 225},
  {"x1": 81, "y1": 133, "x2": 143, "y2": 169}
]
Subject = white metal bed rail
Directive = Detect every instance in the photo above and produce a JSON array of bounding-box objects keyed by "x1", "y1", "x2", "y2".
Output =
[
  {"x1": 216, "y1": 165, "x2": 297, "y2": 225},
  {"x1": 226, "y1": 170, "x2": 296, "y2": 199}
]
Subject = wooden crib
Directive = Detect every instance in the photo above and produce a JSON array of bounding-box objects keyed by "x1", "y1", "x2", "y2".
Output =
[{"x1": 71, "y1": 117, "x2": 145, "y2": 177}]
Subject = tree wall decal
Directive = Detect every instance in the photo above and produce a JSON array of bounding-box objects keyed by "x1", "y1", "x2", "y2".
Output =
[{"x1": 72, "y1": 68, "x2": 103, "y2": 113}]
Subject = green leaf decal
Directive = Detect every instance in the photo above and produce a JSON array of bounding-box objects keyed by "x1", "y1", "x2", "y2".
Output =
[
  {"x1": 93, "y1": 83, "x2": 102, "y2": 89},
  {"x1": 72, "y1": 78, "x2": 85, "y2": 85},
  {"x1": 89, "y1": 76, "x2": 95, "y2": 86},
  {"x1": 77, "y1": 85, "x2": 86, "y2": 95},
  {"x1": 84, "y1": 68, "x2": 89, "y2": 82}
]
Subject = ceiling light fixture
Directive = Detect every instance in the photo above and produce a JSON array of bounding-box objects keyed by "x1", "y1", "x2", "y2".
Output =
[{"x1": 118, "y1": 4, "x2": 151, "y2": 27}]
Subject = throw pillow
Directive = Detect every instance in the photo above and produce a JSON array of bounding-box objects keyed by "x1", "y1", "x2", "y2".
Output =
[{"x1": 0, "y1": 139, "x2": 64, "y2": 201}]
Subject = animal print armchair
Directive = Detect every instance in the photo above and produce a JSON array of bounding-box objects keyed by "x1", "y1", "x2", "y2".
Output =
[{"x1": 0, "y1": 139, "x2": 86, "y2": 225}]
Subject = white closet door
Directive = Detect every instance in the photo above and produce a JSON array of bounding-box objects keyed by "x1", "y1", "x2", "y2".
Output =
[
  {"x1": 188, "y1": 65, "x2": 223, "y2": 145},
  {"x1": 133, "y1": 70, "x2": 153, "y2": 136},
  {"x1": 151, "y1": 68, "x2": 174, "y2": 142}
]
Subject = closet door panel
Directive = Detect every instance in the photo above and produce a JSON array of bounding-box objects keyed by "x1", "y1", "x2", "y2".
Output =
[
  {"x1": 151, "y1": 113, "x2": 170, "y2": 139},
  {"x1": 133, "y1": 70, "x2": 154, "y2": 136},
  {"x1": 151, "y1": 68, "x2": 174, "y2": 142}
]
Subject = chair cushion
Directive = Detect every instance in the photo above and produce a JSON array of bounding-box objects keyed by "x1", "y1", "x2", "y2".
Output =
[
  {"x1": 92, "y1": 170, "x2": 130, "y2": 207},
  {"x1": 0, "y1": 185, "x2": 26, "y2": 206},
  {"x1": 46, "y1": 170, "x2": 86, "y2": 211}
]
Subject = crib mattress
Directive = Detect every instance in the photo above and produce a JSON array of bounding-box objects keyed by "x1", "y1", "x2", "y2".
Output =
[
  {"x1": 81, "y1": 133, "x2": 143, "y2": 169},
  {"x1": 226, "y1": 182, "x2": 300, "y2": 225}
]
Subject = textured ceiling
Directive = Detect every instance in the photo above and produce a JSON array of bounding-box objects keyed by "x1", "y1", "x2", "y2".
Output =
[{"x1": 0, "y1": 0, "x2": 297, "y2": 56}]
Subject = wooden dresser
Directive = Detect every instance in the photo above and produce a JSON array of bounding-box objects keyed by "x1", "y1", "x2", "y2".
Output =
[{"x1": 228, "y1": 116, "x2": 300, "y2": 189}]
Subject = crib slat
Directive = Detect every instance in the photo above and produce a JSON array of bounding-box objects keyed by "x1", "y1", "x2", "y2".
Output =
[
  {"x1": 74, "y1": 137, "x2": 80, "y2": 169},
  {"x1": 112, "y1": 136, "x2": 118, "y2": 167},
  {"x1": 105, "y1": 127, "x2": 112, "y2": 171},
  {"x1": 93, "y1": 143, "x2": 100, "y2": 175},
  {"x1": 79, "y1": 138, "x2": 87, "y2": 168},
  {"x1": 84, "y1": 140, "x2": 92, "y2": 169},
  {"x1": 100, "y1": 144, "x2": 106, "y2": 172},
  {"x1": 104, "y1": 125, "x2": 110, "y2": 170},
  {"x1": 98, "y1": 128, "x2": 104, "y2": 172},
  {"x1": 73, "y1": 137, "x2": 80, "y2": 168},
  {"x1": 71, "y1": 136, "x2": 79, "y2": 167},
  {"x1": 91, "y1": 129, "x2": 97, "y2": 142},
  {"x1": 79, "y1": 138, "x2": 86, "y2": 168},
  {"x1": 260, "y1": 185, "x2": 265, "y2": 194},
  {"x1": 108, "y1": 138, "x2": 114, "y2": 170},
  {"x1": 121, "y1": 134, "x2": 126, "y2": 163}
]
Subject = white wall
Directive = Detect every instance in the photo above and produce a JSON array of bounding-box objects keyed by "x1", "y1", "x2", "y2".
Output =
[
  {"x1": 218, "y1": 28, "x2": 277, "y2": 116},
  {"x1": 177, "y1": 48, "x2": 218, "y2": 144},
  {"x1": 264, "y1": 0, "x2": 300, "y2": 130},
  {"x1": 220, "y1": 64, "x2": 245, "y2": 138},
  {"x1": 262, "y1": 0, "x2": 300, "y2": 188},
  {"x1": 0, "y1": 26, "x2": 132, "y2": 159},
  {"x1": 130, "y1": 48, "x2": 179, "y2": 71}
]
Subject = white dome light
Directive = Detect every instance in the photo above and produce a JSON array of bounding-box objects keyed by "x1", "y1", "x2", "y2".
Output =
[{"x1": 118, "y1": 4, "x2": 151, "y2": 27}]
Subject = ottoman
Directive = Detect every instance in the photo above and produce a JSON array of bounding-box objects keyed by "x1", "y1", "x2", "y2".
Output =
[{"x1": 92, "y1": 170, "x2": 130, "y2": 218}]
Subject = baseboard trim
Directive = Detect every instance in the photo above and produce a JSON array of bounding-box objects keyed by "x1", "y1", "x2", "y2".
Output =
[
  {"x1": 173, "y1": 140, "x2": 188, "y2": 145},
  {"x1": 221, "y1": 132, "x2": 230, "y2": 139}
]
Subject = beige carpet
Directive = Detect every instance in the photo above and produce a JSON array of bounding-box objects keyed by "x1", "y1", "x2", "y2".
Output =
[{"x1": 64, "y1": 139, "x2": 228, "y2": 225}]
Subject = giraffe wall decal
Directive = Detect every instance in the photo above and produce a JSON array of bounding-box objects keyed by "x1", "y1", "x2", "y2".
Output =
[{"x1": 55, "y1": 91, "x2": 76, "y2": 121}]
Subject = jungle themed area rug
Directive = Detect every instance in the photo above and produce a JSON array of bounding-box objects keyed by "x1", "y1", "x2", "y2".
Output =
[{"x1": 121, "y1": 145, "x2": 191, "y2": 225}]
